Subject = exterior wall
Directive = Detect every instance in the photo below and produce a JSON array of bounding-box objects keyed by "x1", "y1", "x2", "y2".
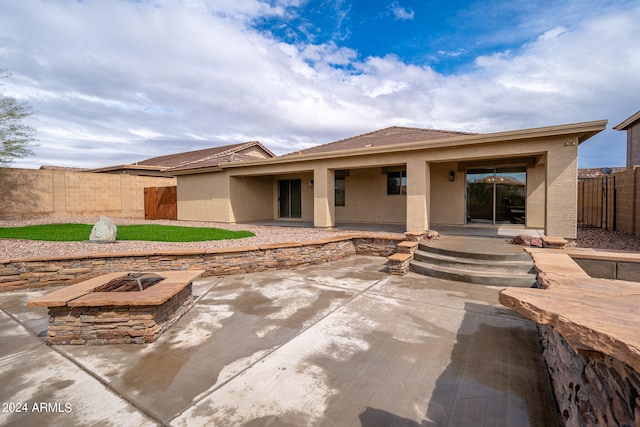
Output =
[
  {"x1": 0, "y1": 168, "x2": 175, "y2": 219},
  {"x1": 335, "y1": 167, "x2": 406, "y2": 224},
  {"x1": 271, "y1": 172, "x2": 314, "y2": 221},
  {"x1": 238, "y1": 146, "x2": 273, "y2": 159},
  {"x1": 627, "y1": 123, "x2": 640, "y2": 168},
  {"x1": 430, "y1": 162, "x2": 465, "y2": 225},
  {"x1": 177, "y1": 172, "x2": 232, "y2": 222},
  {"x1": 229, "y1": 176, "x2": 273, "y2": 222}
]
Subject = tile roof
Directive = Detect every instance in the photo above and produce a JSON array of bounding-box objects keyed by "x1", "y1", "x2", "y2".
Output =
[
  {"x1": 165, "y1": 151, "x2": 263, "y2": 172},
  {"x1": 136, "y1": 141, "x2": 274, "y2": 169},
  {"x1": 578, "y1": 167, "x2": 627, "y2": 179},
  {"x1": 285, "y1": 126, "x2": 475, "y2": 156},
  {"x1": 87, "y1": 141, "x2": 276, "y2": 175}
]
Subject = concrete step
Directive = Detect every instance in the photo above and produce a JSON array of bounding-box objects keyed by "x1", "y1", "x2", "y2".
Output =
[
  {"x1": 417, "y1": 241, "x2": 532, "y2": 261},
  {"x1": 413, "y1": 250, "x2": 536, "y2": 275},
  {"x1": 410, "y1": 258, "x2": 537, "y2": 287},
  {"x1": 410, "y1": 237, "x2": 537, "y2": 287}
]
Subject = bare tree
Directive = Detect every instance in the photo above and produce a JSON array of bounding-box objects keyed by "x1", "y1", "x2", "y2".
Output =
[{"x1": 0, "y1": 69, "x2": 36, "y2": 167}]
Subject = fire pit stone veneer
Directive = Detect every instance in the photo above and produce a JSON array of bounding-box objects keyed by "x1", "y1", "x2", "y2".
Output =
[{"x1": 27, "y1": 270, "x2": 204, "y2": 345}]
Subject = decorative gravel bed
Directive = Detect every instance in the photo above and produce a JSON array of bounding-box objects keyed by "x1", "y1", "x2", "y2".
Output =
[
  {"x1": 3, "y1": 217, "x2": 639, "y2": 260},
  {"x1": 0, "y1": 216, "x2": 404, "y2": 259},
  {"x1": 576, "y1": 226, "x2": 640, "y2": 252}
]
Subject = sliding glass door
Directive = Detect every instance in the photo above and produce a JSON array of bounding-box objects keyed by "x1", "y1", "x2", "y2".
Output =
[
  {"x1": 278, "y1": 179, "x2": 302, "y2": 218},
  {"x1": 466, "y1": 167, "x2": 526, "y2": 224}
]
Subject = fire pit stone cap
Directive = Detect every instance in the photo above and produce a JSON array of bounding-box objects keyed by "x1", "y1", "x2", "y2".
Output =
[{"x1": 27, "y1": 270, "x2": 204, "y2": 308}]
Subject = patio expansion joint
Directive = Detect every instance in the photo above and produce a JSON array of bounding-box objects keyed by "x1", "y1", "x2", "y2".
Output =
[
  {"x1": 0, "y1": 304, "x2": 48, "y2": 346},
  {"x1": 0, "y1": 349, "x2": 37, "y2": 364},
  {"x1": 365, "y1": 286, "x2": 533, "y2": 325},
  {"x1": 168, "y1": 274, "x2": 392, "y2": 423},
  {"x1": 50, "y1": 345, "x2": 163, "y2": 425},
  {"x1": 0, "y1": 303, "x2": 164, "y2": 425}
]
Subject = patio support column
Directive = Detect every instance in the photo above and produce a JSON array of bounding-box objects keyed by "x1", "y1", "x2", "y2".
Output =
[
  {"x1": 313, "y1": 166, "x2": 335, "y2": 228},
  {"x1": 545, "y1": 141, "x2": 579, "y2": 238},
  {"x1": 406, "y1": 159, "x2": 430, "y2": 231}
]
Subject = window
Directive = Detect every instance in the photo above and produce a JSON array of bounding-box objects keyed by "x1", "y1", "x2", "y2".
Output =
[
  {"x1": 335, "y1": 170, "x2": 346, "y2": 206},
  {"x1": 387, "y1": 171, "x2": 406, "y2": 195}
]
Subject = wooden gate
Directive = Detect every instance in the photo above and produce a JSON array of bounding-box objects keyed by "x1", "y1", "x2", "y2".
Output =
[{"x1": 144, "y1": 186, "x2": 177, "y2": 220}]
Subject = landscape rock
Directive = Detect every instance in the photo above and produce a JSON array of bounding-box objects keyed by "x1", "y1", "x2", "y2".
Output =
[
  {"x1": 425, "y1": 230, "x2": 440, "y2": 240},
  {"x1": 89, "y1": 216, "x2": 117, "y2": 242},
  {"x1": 510, "y1": 234, "x2": 543, "y2": 247}
]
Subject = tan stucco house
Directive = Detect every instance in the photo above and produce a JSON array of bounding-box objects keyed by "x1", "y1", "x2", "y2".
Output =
[{"x1": 169, "y1": 120, "x2": 607, "y2": 239}]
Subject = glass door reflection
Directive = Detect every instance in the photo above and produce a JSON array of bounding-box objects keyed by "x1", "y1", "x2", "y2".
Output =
[{"x1": 466, "y1": 167, "x2": 526, "y2": 225}]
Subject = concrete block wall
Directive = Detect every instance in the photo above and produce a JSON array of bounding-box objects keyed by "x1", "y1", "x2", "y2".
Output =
[
  {"x1": 578, "y1": 167, "x2": 640, "y2": 235},
  {"x1": 614, "y1": 167, "x2": 640, "y2": 234},
  {"x1": 0, "y1": 168, "x2": 175, "y2": 219}
]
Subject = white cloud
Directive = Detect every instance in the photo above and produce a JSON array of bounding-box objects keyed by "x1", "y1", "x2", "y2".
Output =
[
  {"x1": 389, "y1": 2, "x2": 415, "y2": 20},
  {"x1": 1, "y1": 0, "x2": 638, "y2": 169}
]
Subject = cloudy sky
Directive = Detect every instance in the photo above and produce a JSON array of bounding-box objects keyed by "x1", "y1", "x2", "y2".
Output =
[{"x1": 1, "y1": 0, "x2": 638, "y2": 169}]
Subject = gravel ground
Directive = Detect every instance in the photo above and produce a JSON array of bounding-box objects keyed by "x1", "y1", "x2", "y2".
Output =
[
  {"x1": 2, "y1": 217, "x2": 639, "y2": 259},
  {"x1": 576, "y1": 226, "x2": 640, "y2": 252},
  {"x1": 0, "y1": 216, "x2": 404, "y2": 259}
]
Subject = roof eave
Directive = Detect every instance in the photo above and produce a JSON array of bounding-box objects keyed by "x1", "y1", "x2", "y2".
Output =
[
  {"x1": 87, "y1": 164, "x2": 167, "y2": 173},
  {"x1": 613, "y1": 111, "x2": 640, "y2": 131},
  {"x1": 170, "y1": 166, "x2": 224, "y2": 176},
  {"x1": 214, "y1": 120, "x2": 608, "y2": 170}
]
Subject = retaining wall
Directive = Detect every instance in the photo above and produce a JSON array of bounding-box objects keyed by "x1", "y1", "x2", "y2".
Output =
[
  {"x1": 539, "y1": 325, "x2": 640, "y2": 426},
  {"x1": 0, "y1": 236, "x2": 401, "y2": 292},
  {"x1": 501, "y1": 248, "x2": 640, "y2": 427}
]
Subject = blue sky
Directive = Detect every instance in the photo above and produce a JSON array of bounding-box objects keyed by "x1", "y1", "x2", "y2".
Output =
[
  {"x1": 256, "y1": 0, "x2": 584, "y2": 73},
  {"x1": 0, "y1": 0, "x2": 638, "y2": 169}
]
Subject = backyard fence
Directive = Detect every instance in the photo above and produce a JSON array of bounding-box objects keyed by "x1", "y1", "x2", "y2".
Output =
[
  {"x1": 578, "y1": 167, "x2": 640, "y2": 234},
  {"x1": 0, "y1": 168, "x2": 176, "y2": 219}
]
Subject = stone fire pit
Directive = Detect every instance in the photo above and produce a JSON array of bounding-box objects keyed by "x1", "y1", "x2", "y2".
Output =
[{"x1": 27, "y1": 270, "x2": 204, "y2": 345}]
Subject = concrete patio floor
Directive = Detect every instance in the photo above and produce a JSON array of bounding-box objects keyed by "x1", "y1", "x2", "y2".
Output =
[{"x1": 0, "y1": 256, "x2": 557, "y2": 427}]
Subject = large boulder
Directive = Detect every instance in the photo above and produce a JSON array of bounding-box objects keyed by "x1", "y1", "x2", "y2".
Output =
[{"x1": 89, "y1": 216, "x2": 117, "y2": 242}]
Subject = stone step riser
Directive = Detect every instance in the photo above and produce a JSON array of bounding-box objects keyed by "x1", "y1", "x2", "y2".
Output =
[
  {"x1": 417, "y1": 242, "x2": 532, "y2": 262},
  {"x1": 412, "y1": 251, "x2": 536, "y2": 275},
  {"x1": 410, "y1": 260, "x2": 537, "y2": 287}
]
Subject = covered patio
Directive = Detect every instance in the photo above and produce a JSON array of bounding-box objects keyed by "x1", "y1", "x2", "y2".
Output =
[{"x1": 175, "y1": 121, "x2": 607, "y2": 239}]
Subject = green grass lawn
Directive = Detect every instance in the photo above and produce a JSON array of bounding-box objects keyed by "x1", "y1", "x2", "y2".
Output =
[{"x1": 0, "y1": 224, "x2": 255, "y2": 242}]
